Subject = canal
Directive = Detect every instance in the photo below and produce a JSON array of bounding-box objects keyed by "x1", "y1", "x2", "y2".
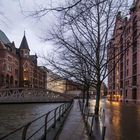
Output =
[{"x1": 0, "y1": 103, "x2": 61, "y2": 138}]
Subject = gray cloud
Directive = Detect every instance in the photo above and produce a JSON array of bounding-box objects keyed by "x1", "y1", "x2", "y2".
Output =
[
  {"x1": 0, "y1": 0, "x2": 54, "y2": 65},
  {"x1": 0, "y1": 0, "x2": 134, "y2": 65}
]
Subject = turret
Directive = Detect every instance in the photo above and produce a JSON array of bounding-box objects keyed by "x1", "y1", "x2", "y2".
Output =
[{"x1": 19, "y1": 32, "x2": 30, "y2": 58}]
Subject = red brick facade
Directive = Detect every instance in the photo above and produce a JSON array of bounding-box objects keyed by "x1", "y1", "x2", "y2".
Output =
[
  {"x1": 0, "y1": 31, "x2": 46, "y2": 89},
  {"x1": 108, "y1": 0, "x2": 140, "y2": 102}
]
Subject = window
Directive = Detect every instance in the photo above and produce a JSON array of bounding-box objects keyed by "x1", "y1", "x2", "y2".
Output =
[
  {"x1": 126, "y1": 69, "x2": 129, "y2": 76},
  {"x1": 132, "y1": 76, "x2": 137, "y2": 86},
  {"x1": 133, "y1": 41, "x2": 137, "y2": 52},
  {"x1": 7, "y1": 65, "x2": 12, "y2": 72},
  {"x1": 133, "y1": 52, "x2": 137, "y2": 64},
  {"x1": 120, "y1": 62, "x2": 123, "y2": 70},
  {"x1": 24, "y1": 51, "x2": 29, "y2": 57},
  {"x1": 125, "y1": 90, "x2": 127, "y2": 97},
  {"x1": 127, "y1": 59, "x2": 129, "y2": 65},
  {"x1": 133, "y1": 64, "x2": 137, "y2": 75},
  {"x1": 120, "y1": 71, "x2": 123, "y2": 79},
  {"x1": 0, "y1": 75, "x2": 4, "y2": 84},
  {"x1": 15, "y1": 69, "x2": 18, "y2": 75},
  {"x1": 132, "y1": 88, "x2": 137, "y2": 100},
  {"x1": 125, "y1": 80, "x2": 129, "y2": 86},
  {"x1": 15, "y1": 80, "x2": 18, "y2": 86},
  {"x1": 120, "y1": 81, "x2": 123, "y2": 88},
  {"x1": 20, "y1": 50, "x2": 23, "y2": 55},
  {"x1": 23, "y1": 73, "x2": 28, "y2": 80}
]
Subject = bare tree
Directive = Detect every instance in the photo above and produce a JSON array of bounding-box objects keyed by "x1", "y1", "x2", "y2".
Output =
[
  {"x1": 41, "y1": 0, "x2": 132, "y2": 115},
  {"x1": 27, "y1": 0, "x2": 109, "y2": 18},
  {"x1": 43, "y1": 43, "x2": 96, "y2": 106},
  {"x1": 27, "y1": 0, "x2": 133, "y2": 115}
]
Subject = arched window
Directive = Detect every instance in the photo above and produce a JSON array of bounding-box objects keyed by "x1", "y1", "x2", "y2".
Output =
[
  {"x1": 23, "y1": 63, "x2": 29, "y2": 81},
  {"x1": 6, "y1": 74, "x2": 9, "y2": 84},
  {"x1": 0, "y1": 75, "x2": 4, "y2": 85},
  {"x1": 10, "y1": 76, "x2": 13, "y2": 86}
]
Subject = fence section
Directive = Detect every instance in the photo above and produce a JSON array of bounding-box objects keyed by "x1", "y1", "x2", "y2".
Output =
[
  {"x1": 0, "y1": 101, "x2": 73, "y2": 140},
  {"x1": 0, "y1": 88, "x2": 72, "y2": 103}
]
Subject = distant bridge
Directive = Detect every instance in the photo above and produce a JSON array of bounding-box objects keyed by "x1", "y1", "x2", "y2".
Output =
[{"x1": 0, "y1": 88, "x2": 73, "y2": 103}]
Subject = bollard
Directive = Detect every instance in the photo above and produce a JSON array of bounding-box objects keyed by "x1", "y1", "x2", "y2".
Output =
[
  {"x1": 102, "y1": 126, "x2": 106, "y2": 140},
  {"x1": 90, "y1": 115, "x2": 94, "y2": 135},
  {"x1": 102, "y1": 109, "x2": 105, "y2": 126}
]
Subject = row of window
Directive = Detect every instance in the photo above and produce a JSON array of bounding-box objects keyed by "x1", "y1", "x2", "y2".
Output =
[{"x1": 125, "y1": 88, "x2": 137, "y2": 100}]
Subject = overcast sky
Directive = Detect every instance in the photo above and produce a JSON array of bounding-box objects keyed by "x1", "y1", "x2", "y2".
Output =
[
  {"x1": 0, "y1": 0, "x2": 133, "y2": 65},
  {"x1": 0, "y1": 0, "x2": 56, "y2": 65}
]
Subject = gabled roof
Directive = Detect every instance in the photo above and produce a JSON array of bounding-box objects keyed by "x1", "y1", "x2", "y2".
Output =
[
  {"x1": 0, "y1": 29, "x2": 11, "y2": 44},
  {"x1": 19, "y1": 34, "x2": 30, "y2": 50},
  {"x1": 29, "y1": 55, "x2": 37, "y2": 64}
]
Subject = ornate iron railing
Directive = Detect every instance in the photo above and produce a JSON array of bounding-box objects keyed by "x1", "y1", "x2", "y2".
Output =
[{"x1": 0, "y1": 88, "x2": 72, "y2": 103}]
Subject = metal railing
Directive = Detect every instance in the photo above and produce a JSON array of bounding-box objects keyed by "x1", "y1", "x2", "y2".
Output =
[
  {"x1": 0, "y1": 88, "x2": 73, "y2": 103},
  {"x1": 0, "y1": 101, "x2": 73, "y2": 140}
]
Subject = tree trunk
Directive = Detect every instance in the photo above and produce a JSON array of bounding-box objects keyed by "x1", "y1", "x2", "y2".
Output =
[
  {"x1": 95, "y1": 83, "x2": 101, "y2": 116},
  {"x1": 86, "y1": 88, "x2": 90, "y2": 107},
  {"x1": 82, "y1": 87, "x2": 86, "y2": 103}
]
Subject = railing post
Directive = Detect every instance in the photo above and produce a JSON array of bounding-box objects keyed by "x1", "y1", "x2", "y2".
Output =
[
  {"x1": 58, "y1": 106, "x2": 61, "y2": 121},
  {"x1": 102, "y1": 109, "x2": 105, "y2": 126},
  {"x1": 62, "y1": 104, "x2": 65, "y2": 115},
  {"x1": 22, "y1": 122, "x2": 31, "y2": 140},
  {"x1": 44, "y1": 112, "x2": 50, "y2": 140},
  {"x1": 102, "y1": 126, "x2": 106, "y2": 140},
  {"x1": 64, "y1": 104, "x2": 66, "y2": 113},
  {"x1": 82, "y1": 102, "x2": 85, "y2": 115},
  {"x1": 0, "y1": 103, "x2": 72, "y2": 140},
  {"x1": 102, "y1": 109, "x2": 106, "y2": 140},
  {"x1": 52, "y1": 107, "x2": 58, "y2": 128},
  {"x1": 61, "y1": 104, "x2": 64, "y2": 117}
]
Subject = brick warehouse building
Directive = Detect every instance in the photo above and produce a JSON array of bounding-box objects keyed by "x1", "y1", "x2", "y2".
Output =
[
  {"x1": 108, "y1": 0, "x2": 140, "y2": 102},
  {"x1": 0, "y1": 30, "x2": 46, "y2": 88}
]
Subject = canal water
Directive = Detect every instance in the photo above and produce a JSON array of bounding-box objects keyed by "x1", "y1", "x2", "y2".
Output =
[{"x1": 0, "y1": 103, "x2": 61, "y2": 139}]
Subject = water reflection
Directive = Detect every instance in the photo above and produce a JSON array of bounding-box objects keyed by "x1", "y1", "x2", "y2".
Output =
[
  {"x1": 0, "y1": 103, "x2": 61, "y2": 138},
  {"x1": 90, "y1": 99, "x2": 140, "y2": 140}
]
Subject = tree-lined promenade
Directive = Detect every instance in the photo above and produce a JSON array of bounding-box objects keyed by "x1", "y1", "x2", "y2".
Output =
[
  {"x1": 2, "y1": 0, "x2": 140, "y2": 140},
  {"x1": 31, "y1": 0, "x2": 132, "y2": 115}
]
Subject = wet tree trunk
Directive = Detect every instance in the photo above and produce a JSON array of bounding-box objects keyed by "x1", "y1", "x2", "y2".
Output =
[
  {"x1": 95, "y1": 82, "x2": 101, "y2": 116},
  {"x1": 86, "y1": 87, "x2": 90, "y2": 107},
  {"x1": 82, "y1": 86, "x2": 86, "y2": 104}
]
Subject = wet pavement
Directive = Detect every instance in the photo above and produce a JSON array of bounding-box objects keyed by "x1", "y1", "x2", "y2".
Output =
[
  {"x1": 1, "y1": 99, "x2": 140, "y2": 140},
  {"x1": 58, "y1": 100, "x2": 89, "y2": 140},
  {"x1": 90, "y1": 99, "x2": 140, "y2": 140}
]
